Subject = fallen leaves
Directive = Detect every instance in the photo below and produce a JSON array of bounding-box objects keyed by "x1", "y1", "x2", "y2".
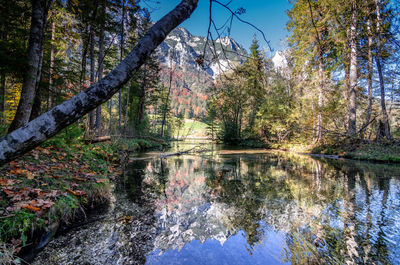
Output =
[
  {"x1": 22, "y1": 205, "x2": 40, "y2": 212},
  {"x1": 118, "y1": 215, "x2": 133, "y2": 225},
  {"x1": 73, "y1": 176, "x2": 86, "y2": 182},
  {"x1": 9, "y1": 168, "x2": 35, "y2": 180},
  {"x1": 2, "y1": 187, "x2": 61, "y2": 213},
  {"x1": 0, "y1": 179, "x2": 15, "y2": 186},
  {"x1": 66, "y1": 188, "x2": 86, "y2": 196},
  {"x1": 96, "y1": 179, "x2": 108, "y2": 183},
  {"x1": 0, "y1": 143, "x2": 119, "y2": 257}
]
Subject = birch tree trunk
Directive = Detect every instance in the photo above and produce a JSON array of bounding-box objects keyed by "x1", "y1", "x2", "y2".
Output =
[
  {"x1": 347, "y1": 1, "x2": 358, "y2": 136},
  {"x1": 8, "y1": 0, "x2": 50, "y2": 132},
  {"x1": 0, "y1": 0, "x2": 199, "y2": 165},
  {"x1": 316, "y1": 52, "x2": 323, "y2": 142},
  {"x1": 375, "y1": 0, "x2": 391, "y2": 140}
]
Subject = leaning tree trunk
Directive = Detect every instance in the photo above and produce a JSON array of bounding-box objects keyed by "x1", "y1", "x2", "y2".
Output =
[
  {"x1": 347, "y1": 1, "x2": 358, "y2": 136},
  {"x1": 0, "y1": 0, "x2": 199, "y2": 165},
  {"x1": 375, "y1": 0, "x2": 391, "y2": 140},
  {"x1": 8, "y1": 0, "x2": 50, "y2": 132}
]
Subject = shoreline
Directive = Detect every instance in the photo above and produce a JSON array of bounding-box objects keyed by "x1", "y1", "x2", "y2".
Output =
[{"x1": 0, "y1": 137, "x2": 166, "y2": 264}]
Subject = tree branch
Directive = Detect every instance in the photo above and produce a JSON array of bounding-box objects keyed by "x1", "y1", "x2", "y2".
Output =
[{"x1": 0, "y1": 0, "x2": 199, "y2": 165}]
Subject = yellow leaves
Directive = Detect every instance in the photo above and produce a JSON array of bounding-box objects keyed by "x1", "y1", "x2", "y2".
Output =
[
  {"x1": 5, "y1": 83, "x2": 22, "y2": 123},
  {"x1": 22, "y1": 199, "x2": 55, "y2": 212},
  {"x1": 66, "y1": 188, "x2": 85, "y2": 196},
  {"x1": 73, "y1": 176, "x2": 86, "y2": 182},
  {"x1": 0, "y1": 179, "x2": 15, "y2": 186},
  {"x1": 22, "y1": 204, "x2": 40, "y2": 212},
  {"x1": 9, "y1": 168, "x2": 35, "y2": 180},
  {"x1": 118, "y1": 215, "x2": 133, "y2": 225}
]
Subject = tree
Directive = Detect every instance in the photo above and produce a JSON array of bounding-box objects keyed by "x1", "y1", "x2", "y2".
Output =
[
  {"x1": 374, "y1": 0, "x2": 392, "y2": 140},
  {"x1": 347, "y1": 0, "x2": 359, "y2": 136},
  {"x1": 238, "y1": 35, "x2": 265, "y2": 137},
  {"x1": 8, "y1": 0, "x2": 52, "y2": 132},
  {"x1": 0, "y1": 0, "x2": 199, "y2": 165},
  {"x1": 287, "y1": 0, "x2": 339, "y2": 142},
  {"x1": 96, "y1": 0, "x2": 106, "y2": 137}
]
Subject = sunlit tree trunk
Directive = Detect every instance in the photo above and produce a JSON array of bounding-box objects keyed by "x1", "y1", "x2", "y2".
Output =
[
  {"x1": 363, "y1": 17, "x2": 374, "y2": 136},
  {"x1": 9, "y1": 0, "x2": 50, "y2": 132},
  {"x1": 375, "y1": 0, "x2": 391, "y2": 140},
  {"x1": 347, "y1": 1, "x2": 358, "y2": 136},
  {"x1": 316, "y1": 50, "x2": 323, "y2": 142}
]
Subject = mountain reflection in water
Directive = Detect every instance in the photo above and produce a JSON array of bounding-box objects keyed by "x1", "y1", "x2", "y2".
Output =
[{"x1": 126, "y1": 152, "x2": 400, "y2": 265}]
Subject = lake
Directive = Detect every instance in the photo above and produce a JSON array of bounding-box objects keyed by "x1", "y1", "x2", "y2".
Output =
[{"x1": 34, "y1": 142, "x2": 400, "y2": 264}]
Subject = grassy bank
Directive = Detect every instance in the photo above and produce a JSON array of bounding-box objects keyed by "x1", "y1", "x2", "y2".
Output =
[
  {"x1": 268, "y1": 139, "x2": 400, "y2": 163},
  {"x1": 311, "y1": 140, "x2": 400, "y2": 163},
  {"x1": 0, "y1": 132, "x2": 166, "y2": 264}
]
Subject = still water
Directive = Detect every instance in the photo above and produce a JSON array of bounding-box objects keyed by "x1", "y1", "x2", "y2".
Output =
[{"x1": 34, "y1": 143, "x2": 400, "y2": 264}]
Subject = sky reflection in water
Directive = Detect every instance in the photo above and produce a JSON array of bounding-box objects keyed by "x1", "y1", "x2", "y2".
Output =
[{"x1": 126, "y1": 151, "x2": 400, "y2": 264}]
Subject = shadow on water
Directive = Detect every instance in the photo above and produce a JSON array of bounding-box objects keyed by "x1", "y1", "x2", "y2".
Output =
[{"x1": 34, "y1": 149, "x2": 400, "y2": 265}]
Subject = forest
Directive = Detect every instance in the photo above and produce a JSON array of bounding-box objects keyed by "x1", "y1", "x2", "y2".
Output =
[{"x1": 1, "y1": 0, "x2": 400, "y2": 264}]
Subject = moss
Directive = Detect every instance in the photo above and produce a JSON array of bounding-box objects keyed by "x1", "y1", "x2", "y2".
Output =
[
  {"x1": 0, "y1": 136, "x2": 165, "y2": 263},
  {"x1": 311, "y1": 140, "x2": 400, "y2": 163}
]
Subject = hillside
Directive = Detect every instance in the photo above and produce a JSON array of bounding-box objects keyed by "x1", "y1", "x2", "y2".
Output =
[{"x1": 155, "y1": 27, "x2": 248, "y2": 120}]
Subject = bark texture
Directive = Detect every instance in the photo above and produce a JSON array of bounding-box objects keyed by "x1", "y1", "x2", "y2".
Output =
[
  {"x1": 363, "y1": 17, "x2": 373, "y2": 135},
  {"x1": 0, "y1": 74, "x2": 5, "y2": 124},
  {"x1": 375, "y1": 0, "x2": 391, "y2": 140},
  {"x1": 347, "y1": 2, "x2": 358, "y2": 136},
  {"x1": 0, "y1": 0, "x2": 199, "y2": 165},
  {"x1": 89, "y1": 24, "x2": 96, "y2": 130},
  {"x1": 48, "y1": 20, "x2": 56, "y2": 108},
  {"x1": 96, "y1": 1, "x2": 106, "y2": 136},
  {"x1": 137, "y1": 69, "x2": 147, "y2": 125},
  {"x1": 8, "y1": 0, "x2": 50, "y2": 132}
]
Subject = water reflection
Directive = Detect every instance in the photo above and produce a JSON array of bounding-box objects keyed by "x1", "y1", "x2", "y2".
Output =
[{"x1": 128, "y1": 152, "x2": 400, "y2": 265}]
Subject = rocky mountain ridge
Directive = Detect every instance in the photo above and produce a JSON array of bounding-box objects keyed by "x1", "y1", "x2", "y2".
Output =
[{"x1": 156, "y1": 27, "x2": 248, "y2": 79}]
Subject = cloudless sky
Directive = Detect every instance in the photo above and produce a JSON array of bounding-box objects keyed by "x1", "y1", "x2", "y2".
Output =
[{"x1": 139, "y1": 0, "x2": 292, "y2": 56}]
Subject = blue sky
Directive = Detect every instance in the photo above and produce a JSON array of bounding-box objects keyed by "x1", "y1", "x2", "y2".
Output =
[{"x1": 140, "y1": 0, "x2": 292, "y2": 56}]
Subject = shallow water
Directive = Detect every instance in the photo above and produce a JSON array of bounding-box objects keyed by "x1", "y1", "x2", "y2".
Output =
[{"x1": 34, "y1": 145, "x2": 400, "y2": 264}]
